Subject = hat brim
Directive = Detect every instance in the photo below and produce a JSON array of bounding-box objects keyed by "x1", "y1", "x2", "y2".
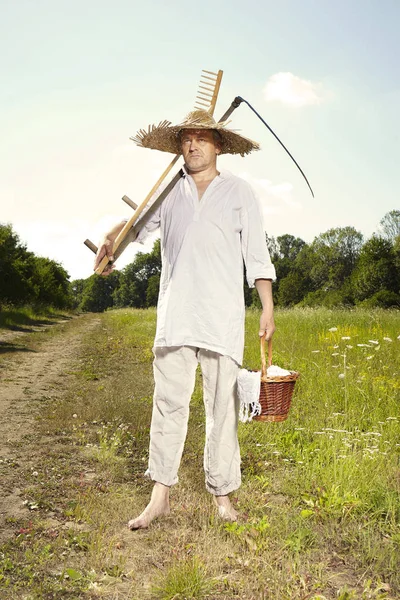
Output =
[{"x1": 132, "y1": 121, "x2": 260, "y2": 157}]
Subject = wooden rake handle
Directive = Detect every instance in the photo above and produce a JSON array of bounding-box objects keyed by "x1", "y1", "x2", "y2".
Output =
[
  {"x1": 260, "y1": 333, "x2": 273, "y2": 378},
  {"x1": 95, "y1": 155, "x2": 181, "y2": 274}
]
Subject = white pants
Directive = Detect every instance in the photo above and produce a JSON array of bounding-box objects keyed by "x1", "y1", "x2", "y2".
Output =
[{"x1": 146, "y1": 346, "x2": 241, "y2": 495}]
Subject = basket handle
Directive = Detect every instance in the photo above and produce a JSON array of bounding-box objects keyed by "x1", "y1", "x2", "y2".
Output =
[{"x1": 260, "y1": 333, "x2": 273, "y2": 378}]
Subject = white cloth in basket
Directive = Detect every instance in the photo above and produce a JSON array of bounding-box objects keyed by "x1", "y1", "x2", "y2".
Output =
[
  {"x1": 266, "y1": 365, "x2": 291, "y2": 377},
  {"x1": 237, "y1": 369, "x2": 261, "y2": 423}
]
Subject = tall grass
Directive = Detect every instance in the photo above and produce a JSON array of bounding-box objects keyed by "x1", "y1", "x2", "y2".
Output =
[
  {"x1": 0, "y1": 305, "x2": 72, "y2": 330},
  {"x1": 3, "y1": 307, "x2": 399, "y2": 599}
]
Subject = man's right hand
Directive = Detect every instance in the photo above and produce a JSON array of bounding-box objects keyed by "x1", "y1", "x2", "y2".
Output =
[
  {"x1": 93, "y1": 220, "x2": 127, "y2": 276},
  {"x1": 94, "y1": 239, "x2": 115, "y2": 276}
]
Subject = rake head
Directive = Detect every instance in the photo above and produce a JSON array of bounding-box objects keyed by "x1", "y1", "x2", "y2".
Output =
[{"x1": 193, "y1": 69, "x2": 223, "y2": 116}]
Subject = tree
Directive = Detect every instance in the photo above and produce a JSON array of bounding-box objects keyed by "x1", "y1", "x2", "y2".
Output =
[
  {"x1": 0, "y1": 224, "x2": 35, "y2": 306},
  {"x1": 309, "y1": 227, "x2": 363, "y2": 290},
  {"x1": 352, "y1": 236, "x2": 399, "y2": 306},
  {"x1": 80, "y1": 272, "x2": 120, "y2": 312},
  {"x1": 379, "y1": 210, "x2": 400, "y2": 242},
  {"x1": 277, "y1": 234, "x2": 306, "y2": 262},
  {"x1": 114, "y1": 238, "x2": 162, "y2": 308},
  {"x1": 32, "y1": 257, "x2": 72, "y2": 308},
  {"x1": 146, "y1": 274, "x2": 161, "y2": 306},
  {"x1": 278, "y1": 271, "x2": 310, "y2": 306}
]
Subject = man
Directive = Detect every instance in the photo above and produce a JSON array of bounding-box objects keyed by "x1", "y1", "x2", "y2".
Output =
[{"x1": 94, "y1": 110, "x2": 276, "y2": 529}]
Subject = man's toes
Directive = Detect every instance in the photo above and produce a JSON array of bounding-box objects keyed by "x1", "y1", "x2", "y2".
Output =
[
  {"x1": 217, "y1": 506, "x2": 238, "y2": 521},
  {"x1": 128, "y1": 515, "x2": 148, "y2": 530}
]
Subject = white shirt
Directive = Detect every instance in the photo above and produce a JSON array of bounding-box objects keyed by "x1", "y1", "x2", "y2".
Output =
[{"x1": 135, "y1": 168, "x2": 276, "y2": 365}]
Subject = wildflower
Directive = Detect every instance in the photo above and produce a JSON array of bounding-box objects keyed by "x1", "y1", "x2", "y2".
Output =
[
  {"x1": 369, "y1": 340, "x2": 379, "y2": 345},
  {"x1": 383, "y1": 337, "x2": 392, "y2": 342},
  {"x1": 314, "y1": 432, "x2": 326, "y2": 435},
  {"x1": 341, "y1": 336, "x2": 351, "y2": 340},
  {"x1": 386, "y1": 417, "x2": 398, "y2": 421},
  {"x1": 333, "y1": 344, "x2": 339, "y2": 349},
  {"x1": 346, "y1": 345, "x2": 353, "y2": 349},
  {"x1": 328, "y1": 327, "x2": 338, "y2": 332},
  {"x1": 338, "y1": 373, "x2": 345, "y2": 379},
  {"x1": 366, "y1": 356, "x2": 373, "y2": 360},
  {"x1": 311, "y1": 350, "x2": 320, "y2": 353},
  {"x1": 32, "y1": 471, "x2": 38, "y2": 477},
  {"x1": 72, "y1": 414, "x2": 78, "y2": 419},
  {"x1": 332, "y1": 352, "x2": 340, "y2": 356}
]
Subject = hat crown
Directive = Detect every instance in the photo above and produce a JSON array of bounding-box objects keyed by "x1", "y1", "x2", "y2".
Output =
[{"x1": 180, "y1": 109, "x2": 217, "y2": 128}]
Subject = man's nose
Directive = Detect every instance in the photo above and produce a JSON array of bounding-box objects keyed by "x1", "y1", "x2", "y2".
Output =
[{"x1": 189, "y1": 139, "x2": 198, "y2": 151}]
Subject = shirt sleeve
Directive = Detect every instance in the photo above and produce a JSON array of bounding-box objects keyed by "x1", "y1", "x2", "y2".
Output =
[
  {"x1": 133, "y1": 203, "x2": 161, "y2": 245},
  {"x1": 121, "y1": 185, "x2": 165, "y2": 245},
  {"x1": 240, "y1": 183, "x2": 276, "y2": 287}
]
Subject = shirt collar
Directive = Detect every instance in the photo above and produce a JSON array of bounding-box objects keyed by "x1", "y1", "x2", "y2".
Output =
[{"x1": 182, "y1": 164, "x2": 231, "y2": 181}]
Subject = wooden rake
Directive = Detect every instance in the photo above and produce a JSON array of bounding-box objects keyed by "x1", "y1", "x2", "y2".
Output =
[{"x1": 84, "y1": 69, "x2": 223, "y2": 275}]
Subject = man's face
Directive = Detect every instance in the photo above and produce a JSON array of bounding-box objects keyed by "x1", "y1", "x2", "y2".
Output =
[{"x1": 180, "y1": 129, "x2": 220, "y2": 173}]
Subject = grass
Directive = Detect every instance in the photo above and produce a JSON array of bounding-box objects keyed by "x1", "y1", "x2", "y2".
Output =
[
  {"x1": 0, "y1": 307, "x2": 399, "y2": 599},
  {"x1": 0, "y1": 305, "x2": 74, "y2": 331}
]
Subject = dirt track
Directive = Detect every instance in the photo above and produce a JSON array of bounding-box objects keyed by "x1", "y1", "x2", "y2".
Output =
[{"x1": 0, "y1": 315, "x2": 98, "y2": 543}]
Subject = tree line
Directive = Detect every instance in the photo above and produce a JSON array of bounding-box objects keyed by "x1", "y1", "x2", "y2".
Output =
[
  {"x1": 0, "y1": 224, "x2": 72, "y2": 310},
  {"x1": 1, "y1": 210, "x2": 399, "y2": 313},
  {"x1": 72, "y1": 210, "x2": 400, "y2": 312}
]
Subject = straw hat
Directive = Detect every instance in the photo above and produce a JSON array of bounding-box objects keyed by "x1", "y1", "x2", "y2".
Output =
[{"x1": 131, "y1": 109, "x2": 260, "y2": 157}]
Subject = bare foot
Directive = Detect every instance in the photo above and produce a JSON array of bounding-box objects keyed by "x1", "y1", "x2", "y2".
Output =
[
  {"x1": 213, "y1": 495, "x2": 238, "y2": 522},
  {"x1": 128, "y1": 482, "x2": 170, "y2": 530}
]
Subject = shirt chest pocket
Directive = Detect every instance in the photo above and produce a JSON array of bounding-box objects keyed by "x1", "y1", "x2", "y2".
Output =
[{"x1": 204, "y1": 204, "x2": 242, "y2": 234}]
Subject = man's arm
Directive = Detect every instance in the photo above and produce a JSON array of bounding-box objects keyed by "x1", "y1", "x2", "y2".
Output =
[
  {"x1": 94, "y1": 220, "x2": 126, "y2": 276},
  {"x1": 255, "y1": 278, "x2": 275, "y2": 340}
]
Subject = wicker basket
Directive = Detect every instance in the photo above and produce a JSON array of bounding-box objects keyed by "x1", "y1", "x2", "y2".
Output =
[{"x1": 253, "y1": 336, "x2": 300, "y2": 422}]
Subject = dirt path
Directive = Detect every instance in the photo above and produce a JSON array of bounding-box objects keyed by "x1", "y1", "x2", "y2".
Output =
[{"x1": 0, "y1": 314, "x2": 100, "y2": 544}]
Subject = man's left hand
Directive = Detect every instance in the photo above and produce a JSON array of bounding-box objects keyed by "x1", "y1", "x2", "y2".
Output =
[{"x1": 259, "y1": 311, "x2": 276, "y2": 340}]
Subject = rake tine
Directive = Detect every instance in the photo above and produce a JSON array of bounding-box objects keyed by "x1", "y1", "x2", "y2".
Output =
[
  {"x1": 197, "y1": 91, "x2": 213, "y2": 99},
  {"x1": 201, "y1": 75, "x2": 218, "y2": 82}
]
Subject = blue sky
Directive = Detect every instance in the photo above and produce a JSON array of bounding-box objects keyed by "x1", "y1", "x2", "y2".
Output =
[{"x1": 1, "y1": 0, "x2": 399, "y2": 280}]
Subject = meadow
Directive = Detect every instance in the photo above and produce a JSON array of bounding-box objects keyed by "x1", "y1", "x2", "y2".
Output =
[{"x1": 1, "y1": 307, "x2": 399, "y2": 600}]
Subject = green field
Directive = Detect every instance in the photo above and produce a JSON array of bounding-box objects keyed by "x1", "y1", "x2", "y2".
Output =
[{"x1": 1, "y1": 307, "x2": 399, "y2": 599}]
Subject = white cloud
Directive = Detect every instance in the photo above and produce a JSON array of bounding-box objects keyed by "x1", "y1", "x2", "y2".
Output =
[
  {"x1": 239, "y1": 172, "x2": 302, "y2": 228},
  {"x1": 263, "y1": 72, "x2": 325, "y2": 107}
]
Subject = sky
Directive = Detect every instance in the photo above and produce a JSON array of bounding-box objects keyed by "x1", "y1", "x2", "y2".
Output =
[{"x1": 1, "y1": 0, "x2": 399, "y2": 280}]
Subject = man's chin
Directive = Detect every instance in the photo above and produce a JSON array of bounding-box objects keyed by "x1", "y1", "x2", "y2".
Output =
[{"x1": 186, "y1": 162, "x2": 205, "y2": 173}]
